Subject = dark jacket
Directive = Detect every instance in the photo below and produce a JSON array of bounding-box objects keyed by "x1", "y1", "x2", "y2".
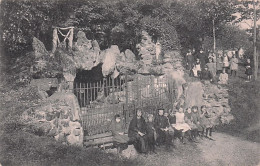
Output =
[
  {"x1": 200, "y1": 70, "x2": 212, "y2": 80},
  {"x1": 128, "y1": 116, "x2": 148, "y2": 138},
  {"x1": 154, "y1": 115, "x2": 169, "y2": 129}
]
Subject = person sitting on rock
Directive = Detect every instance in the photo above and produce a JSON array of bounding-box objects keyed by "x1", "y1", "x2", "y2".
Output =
[
  {"x1": 171, "y1": 107, "x2": 192, "y2": 143},
  {"x1": 199, "y1": 106, "x2": 214, "y2": 138},
  {"x1": 191, "y1": 106, "x2": 204, "y2": 138},
  {"x1": 164, "y1": 110, "x2": 175, "y2": 143},
  {"x1": 154, "y1": 109, "x2": 171, "y2": 149},
  {"x1": 218, "y1": 69, "x2": 228, "y2": 84},
  {"x1": 146, "y1": 114, "x2": 156, "y2": 154},
  {"x1": 110, "y1": 114, "x2": 129, "y2": 154},
  {"x1": 200, "y1": 65, "x2": 213, "y2": 82},
  {"x1": 128, "y1": 109, "x2": 149, "y2": 154},
  {"x1": 191, "y1": 58, "x2": 202, "y2": 77}
]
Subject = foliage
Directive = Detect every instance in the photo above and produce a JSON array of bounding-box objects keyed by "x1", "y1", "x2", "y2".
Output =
[
  {"x1": 202, "y1": 24, "x2": 251, "y2": 51},
  {"x1": 0, "y1": 0, "x2": 252, "y2": 56}
]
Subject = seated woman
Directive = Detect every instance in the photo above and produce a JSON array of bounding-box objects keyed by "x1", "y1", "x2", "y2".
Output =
[
  {"x1": 110, "y1": 114, "x2": 129, "y2": 154},
  {"x1": 218, "y1": 69, "x2": 228, "y2": 84},
  {"x1": 154, "y1": 109, "x2": 172, "y2": 148},
  {"x1": 171, "y1": 107, "x2": 192, "y2": 143},
  {"x1": 128, "y1": 109, "x2": 149, "y2": 154}
]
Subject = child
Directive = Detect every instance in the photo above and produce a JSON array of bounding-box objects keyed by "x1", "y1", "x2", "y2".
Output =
[
  {"x1": 191, "y1": 106, "x2": 203, "y2": 138},
  {"x1": 200, "y1": 65, "x2": 213, "y2": 82},
  {"x1": 185, "y1": 107, "x2": 198, "y2": 141},
  {"x1": 216, "y1": 54, "x2": 223, "y2": 75},
  {"x1": 206, "y1": 58, "x2": 216, "y2": 78},
  {"x1": 230, "y1": 55, "x2": 239, "y2": 77},
  {"x1": 192, "y1": 58, "x2": 202, "y2": 77},
  {"x1": 171, "y1": 107, "x2": 191, "y2": 143},
  {"x1": 199, "y1": 106, "x2": 214, "y2": 138},
  {"x1": 245, "y1": 58, "x2": 253, "y2": 82},
  {"x1": 218, "y1": 69, "x2": 228, "y2": 84},
  {"x1": 164, "y1": 110, "x2": 175, "y2": 141},
  {"x1": 154, "y1": 109, "x2": 171, "y2": 149},
  {"x1": 110, "y1": 114, "x2": 129, "y2": 154},
  {"x1": 222, "y1": 54, "x2": 229, "y2": 73},
  {"x1": 146, "y1": 114, "x2": 156, "y2": 153}
]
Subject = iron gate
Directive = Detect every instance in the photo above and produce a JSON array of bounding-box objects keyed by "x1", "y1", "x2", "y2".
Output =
[{"x1": 74, "y1": 74, "x2": 176, "y2": 136}]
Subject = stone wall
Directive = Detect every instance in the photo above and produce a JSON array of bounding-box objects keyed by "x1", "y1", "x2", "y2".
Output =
[{"x1": 22, "y1": 92, "x2": 83, "y2": 146}]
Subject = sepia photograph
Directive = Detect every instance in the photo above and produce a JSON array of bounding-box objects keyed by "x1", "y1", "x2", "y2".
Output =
[{"x1": 0, "y1": 0, "x2": 259, "y2": 165}]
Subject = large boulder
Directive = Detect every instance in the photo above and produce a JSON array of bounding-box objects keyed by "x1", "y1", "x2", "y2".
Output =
[
  {"x1": 123, "y1": 49, "x2": 135, "y2": 63},
  {"x1": 73, "y1": 31, "x2": 101, "y2": 70},
  {"x1": 184, "y1": 81, "x2": 204, "y2": 108},
  {"x1": 102, "y1": 45, "x2": 120, "y2": 77},
  {"x1": 168, "y1": 70, "x2": 186, "y2": 100},
  {"x1": 32, "y1": 37, "x2": 49, "y2": 58}
]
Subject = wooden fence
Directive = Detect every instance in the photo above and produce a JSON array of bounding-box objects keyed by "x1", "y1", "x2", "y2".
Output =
[{"x1": 74, "y1": 74, "x2": 176, "y2": 136}]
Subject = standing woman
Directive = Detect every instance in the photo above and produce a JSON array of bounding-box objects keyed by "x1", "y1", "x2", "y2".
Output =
[
  {"x1": 216, "y1": 54, "x2": 223, "y2": 75},
  {"x1": 222, "y1": 54, "x2": 230, "y2": 73},
  {"x1": 110, "y1": 114, "x2": 129, "y2": 154},
  {"x1": 230, "y1": 54, "x2": 239, "y2": 77},
  {"x1": 186, "y1": 49, "x2": 195, "y2": 71}
]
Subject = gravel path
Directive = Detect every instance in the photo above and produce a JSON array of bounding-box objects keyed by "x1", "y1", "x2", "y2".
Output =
[{"x1": 198, "y1": 132, "x2": 260, "y2": 166}]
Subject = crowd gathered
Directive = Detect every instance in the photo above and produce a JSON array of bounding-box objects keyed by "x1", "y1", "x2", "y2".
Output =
[
  {"x1": 110, "y1": 105, "x2": 215, "y2": 155},
  {"x1": 186, "y1": 48, "x2": 253, "y2": 82},
  {"x1": 108, "y1": 48, "x2": 253, "y2": 156}
]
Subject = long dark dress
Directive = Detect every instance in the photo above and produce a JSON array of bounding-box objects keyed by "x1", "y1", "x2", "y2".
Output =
[
  {"x1": 154, "y1": 115, "x2": 171, "y2": 146},
  {"x1": 186, "y1": 53, "x2": 195, "y2": 70},
  {"x1": 197, "y1": 52, "x2": 207, "y2": 70},
  {"x1": 128, "y1": 116, "x2": 149, "y2": 153}
]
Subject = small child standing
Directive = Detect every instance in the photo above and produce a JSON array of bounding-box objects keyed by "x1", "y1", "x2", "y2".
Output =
[
  {"x1": 185, "y1": 107, "x2": 198, "y2": 141},
  {"x1": 146, "y1": 114, "x2": 156, "y2": 153},
  {"x1": 199, "y1": 105, "x2": 214, "y2": 138},
  {"x1": 245, "y1": 58, "x2": 253, "y2": 82},
  {"x1": 191, "y1": 106, "x2": 203, "y2": 138}
]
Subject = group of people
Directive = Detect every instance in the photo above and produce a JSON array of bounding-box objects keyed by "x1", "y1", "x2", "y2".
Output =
[
  {"x1": 110, "y1": 105, "x2": 215, "y2": 155},
  {"x1": 186, "y1": 49, "x2": 253, "y2": 83}
]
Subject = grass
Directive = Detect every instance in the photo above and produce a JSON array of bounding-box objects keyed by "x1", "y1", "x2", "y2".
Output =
[{"x1": 218, "y1": 64, "x2": 260, "y2": 143}]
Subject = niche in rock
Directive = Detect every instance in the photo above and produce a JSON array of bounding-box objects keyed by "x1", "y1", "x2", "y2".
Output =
[{"x1": 73, "y1": 63, "x2": 124, "y2": 107}]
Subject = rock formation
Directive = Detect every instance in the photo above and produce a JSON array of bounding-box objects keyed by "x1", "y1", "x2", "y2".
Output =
[{"x1": 22, "y1": 92, "x2": 83, "y2": 146}]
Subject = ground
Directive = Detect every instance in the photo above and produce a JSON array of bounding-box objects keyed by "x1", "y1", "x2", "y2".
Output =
[{"x1": 0, "y1": 53, "x2": 260, "y2": 166}]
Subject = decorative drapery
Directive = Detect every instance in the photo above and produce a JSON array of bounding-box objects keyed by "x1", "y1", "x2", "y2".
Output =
[{"x1": 51, "y1": 26, "x2": 74, "y2": 54}]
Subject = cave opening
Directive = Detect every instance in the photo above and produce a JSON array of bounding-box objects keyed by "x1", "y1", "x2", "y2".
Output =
[{"x1": 73, "y1": 63, "x2": 125, "y2": 107}]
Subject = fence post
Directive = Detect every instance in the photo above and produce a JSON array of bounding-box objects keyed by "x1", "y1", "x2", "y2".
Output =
[
  {"x1": 125, "y1": 74, "x2": 129, "y2": 125},
  {"x1": 112, "y1": 77, "x2": 115, "y2": 115},
  {"x1": 136, "y1": 75, "x2": 140, "y2": 108}
]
